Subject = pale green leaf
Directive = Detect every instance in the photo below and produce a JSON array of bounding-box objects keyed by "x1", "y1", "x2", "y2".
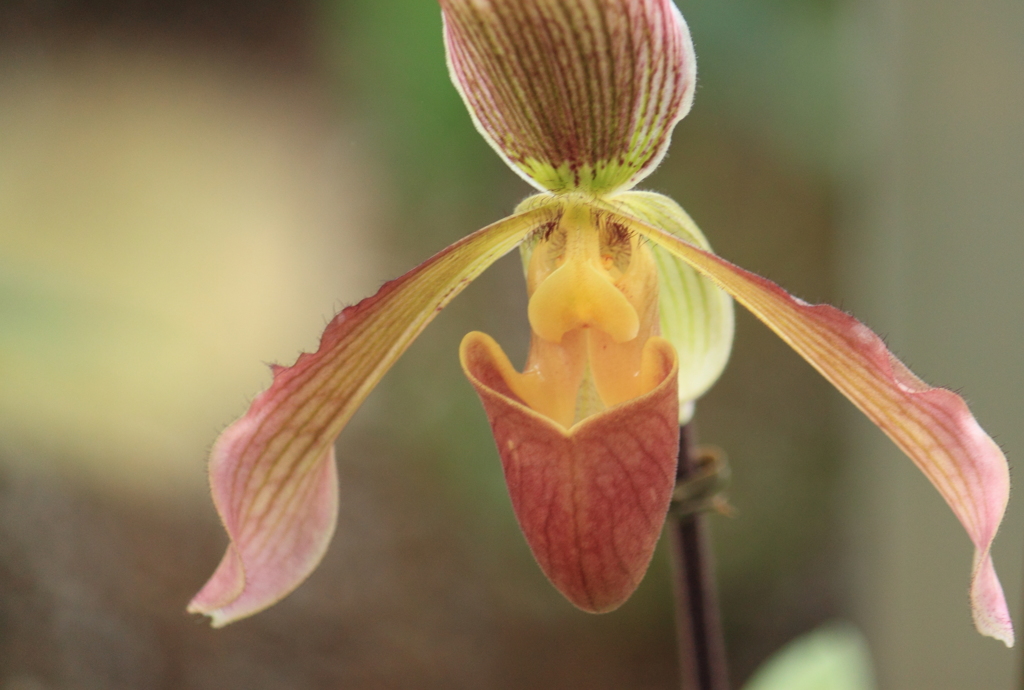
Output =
[{"x1": 742, "y1": 624, "x2": 875, "y2": 690}]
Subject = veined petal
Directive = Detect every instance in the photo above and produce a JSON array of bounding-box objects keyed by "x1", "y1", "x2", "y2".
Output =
[
  {"x1": 609, "y1": 206, "x2": 1014, "y2": 646},
  {"x1": 441, "y1": 0, "x2": 696, "y2": 194},
  {"x1": 461, "y1": 331, "x2": 680, "y2": 612},
  {"x1": 188, "y1": 206, "x2": 554, "y2": 626},
  {"x1": 606, "y1": 192, "x2": 734, "y2": 421}
]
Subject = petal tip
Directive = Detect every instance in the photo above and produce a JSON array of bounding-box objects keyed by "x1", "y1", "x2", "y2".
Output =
[
  {"x1": 186, "y1": 543, "x2": 246, "y2": 625},
  {"x1": 186, "y1": 602, "x2": 234, "y2": 629},
  {"x1": 971, "y1": 552, "x2": 1015, "y2": 646},
  {"x1": 191, "y1": 445, "x2": 340, "y2": 627}
]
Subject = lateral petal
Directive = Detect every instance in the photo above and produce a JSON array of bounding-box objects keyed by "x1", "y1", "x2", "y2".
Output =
[
  {"x1": 610, "y1": 206, "x2": 1014, "y2": 646},
  {"x1": 441, "y1": 0, "x2": 696, "y2": 194},
  {"x1": 461, "y1": 331, "x2": 680, "y2": 612},
  {"x1": 188, "y1": 206, "x2": 553, "y2": 626}
]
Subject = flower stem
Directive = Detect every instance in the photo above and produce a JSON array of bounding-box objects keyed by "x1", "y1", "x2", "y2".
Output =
[{"x1": 669, "y1": 424, "x2": 730, "y2": 690}]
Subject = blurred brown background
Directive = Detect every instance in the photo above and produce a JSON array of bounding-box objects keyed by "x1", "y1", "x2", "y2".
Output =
[{"x1": 0, "y1": 1, "x2": 1020, "y2": 688}]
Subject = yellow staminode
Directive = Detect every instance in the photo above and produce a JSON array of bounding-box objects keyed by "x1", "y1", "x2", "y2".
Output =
[{"x1": 477, "y1": 202, "x2": 668, "y2": 428}]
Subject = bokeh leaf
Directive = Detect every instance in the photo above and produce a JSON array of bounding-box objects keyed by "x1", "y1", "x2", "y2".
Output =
[{"x1": 742, "y1": 623, "x2": 875, "y2": 690}]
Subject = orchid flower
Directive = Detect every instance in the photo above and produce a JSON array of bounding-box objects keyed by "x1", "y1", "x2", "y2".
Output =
[{"x1": 188, "y1": 0, "x2": 1013, "y2": 646}]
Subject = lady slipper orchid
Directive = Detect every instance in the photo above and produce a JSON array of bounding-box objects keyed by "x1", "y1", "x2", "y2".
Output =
[{"x1": 189, "y1": 0, "x2": 1014, "y2": 646}]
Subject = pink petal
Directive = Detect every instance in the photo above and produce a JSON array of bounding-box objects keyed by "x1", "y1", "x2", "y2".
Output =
[
  {"x1": 189, "y1": 446, "x2": 338, "y2": 626},
  {"x1": 461, "y1": 332, "x2": 680, "y2": 612},
  {"x1": 188, "y1": 207, "x2": 552, "y2": 626},
  {"x1": 614, "y1": 207, "x2": 1015, "y2": 646},
  {"x1": 441, "y1": 0, "x2": 696, "y2": 193}
]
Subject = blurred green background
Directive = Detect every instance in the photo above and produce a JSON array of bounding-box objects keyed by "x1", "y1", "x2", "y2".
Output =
[{"x1": 0, "y1": 1, "x2": 1021, "y2": 688}]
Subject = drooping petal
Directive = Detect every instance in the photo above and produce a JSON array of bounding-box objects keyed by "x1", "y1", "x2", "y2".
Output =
[
  {"x1": 461, "y1": 331, "x2": 680, "y2": 612},
  {"x1": 607, "y1": 192, "x2": 735, "y2": 420},
  {"x1": 189, "y1": 445, "x2": 338, "y2": 625},
  {"x1": 188, "y1": 206, "x2": 553, "y2": 626},
  {"x1": 441, "y1": 0, "x2": 696, "y2": 194},
  {"x1": 608, "y1": 205, "x2": 1014, "y2": 646}
]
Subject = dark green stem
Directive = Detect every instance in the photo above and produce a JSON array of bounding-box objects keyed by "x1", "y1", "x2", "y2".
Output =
[{"x1": 669, "y1": 425, "x2": 730, "y2": 690}]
